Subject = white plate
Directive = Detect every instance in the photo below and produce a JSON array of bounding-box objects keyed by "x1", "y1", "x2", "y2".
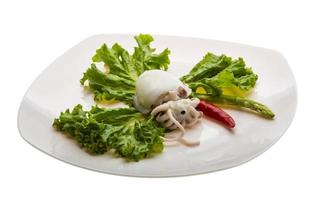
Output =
[{"x1": 18, "y1": 34, "x2": 297, "y2": 177}]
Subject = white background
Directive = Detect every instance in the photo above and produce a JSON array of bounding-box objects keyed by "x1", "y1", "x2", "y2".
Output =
[{"x1": 0, "y1": 0, "x2": 316, "y2": 199}]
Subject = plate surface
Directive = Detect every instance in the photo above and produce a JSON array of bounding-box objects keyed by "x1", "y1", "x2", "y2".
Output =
[{"x1": 18, "y1": 34, "x2": 297, "y2": 177}]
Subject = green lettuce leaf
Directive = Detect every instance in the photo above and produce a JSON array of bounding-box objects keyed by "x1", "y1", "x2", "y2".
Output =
[
  {"x1": 181, "y1": 53, "x2": 258, "y2": 95},
  {"x1": 80, "y1": 34, "x2": 170, "y2": 104},
  {"x1": 80, "y1": 64, "x2": 136, "y2": 103},
  {"x1": 53, "y1": 104, "x2": 165, "y2": 161},
  {"x1": 133, "y1": 34, "x2": 170, "y2": 73},
  {"x1": 181, "y1": 53, "x2": 232, "y2": 83}
]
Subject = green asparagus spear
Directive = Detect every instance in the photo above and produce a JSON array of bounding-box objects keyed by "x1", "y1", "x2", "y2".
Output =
[{"x1": 195, "y1": 94, "x2": 275, "y2": 119}]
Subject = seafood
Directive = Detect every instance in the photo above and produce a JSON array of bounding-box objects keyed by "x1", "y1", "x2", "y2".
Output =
[{"x1": 133, "y1": 70, "x2": 203, "y2": 146}]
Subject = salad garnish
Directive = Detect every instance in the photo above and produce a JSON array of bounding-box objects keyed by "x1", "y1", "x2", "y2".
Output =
[{"x1": 53, "y1": 34, "x2": 275, "y2": 161}]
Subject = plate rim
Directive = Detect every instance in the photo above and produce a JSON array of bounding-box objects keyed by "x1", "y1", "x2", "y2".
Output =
[{"x1": 17, "y1": 33, "x2": 298, "y2": 177}]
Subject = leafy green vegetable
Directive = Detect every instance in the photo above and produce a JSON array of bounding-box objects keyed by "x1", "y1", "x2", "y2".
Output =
[
  {"x1": 181, "y1": 53, "x2": 274, "y2": 118},
  {"x1": 181, "y1": 53, "x2": 232, "y2": 83},
  {"x1": 80, "y1": 34, "x2": 170, "y2": 104},
  {"x1": 53, "y1": 104, "x2": 165, "y2": 161},
  {"x1": 133, "y1": 34, "x2": 170, "y2": 73},
  {"x1": 80, "y1": 64, "x2": 136, "y2": 103}
]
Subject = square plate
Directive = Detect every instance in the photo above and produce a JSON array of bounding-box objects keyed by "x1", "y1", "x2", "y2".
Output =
[{"x1": 18, "y1": 34, "x2": 297, "y2": 177}]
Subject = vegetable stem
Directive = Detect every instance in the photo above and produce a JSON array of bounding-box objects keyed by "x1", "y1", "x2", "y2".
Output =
[{"x1": 195, "y1": 94, "x2": 275, "y2": 119}]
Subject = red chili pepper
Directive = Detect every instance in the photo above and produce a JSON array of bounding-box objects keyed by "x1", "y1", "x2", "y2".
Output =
[{"x1": 197, "y1": 100, "x2": 235, "y2": 128}]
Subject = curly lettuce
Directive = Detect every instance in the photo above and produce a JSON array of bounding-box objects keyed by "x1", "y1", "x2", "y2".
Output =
[
  {"x1": 53, "y1": 104, "x2": 165, "y2": 161},
  {"x1": 80, "y1": 34, "x2": 170, "y2": 104}
]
